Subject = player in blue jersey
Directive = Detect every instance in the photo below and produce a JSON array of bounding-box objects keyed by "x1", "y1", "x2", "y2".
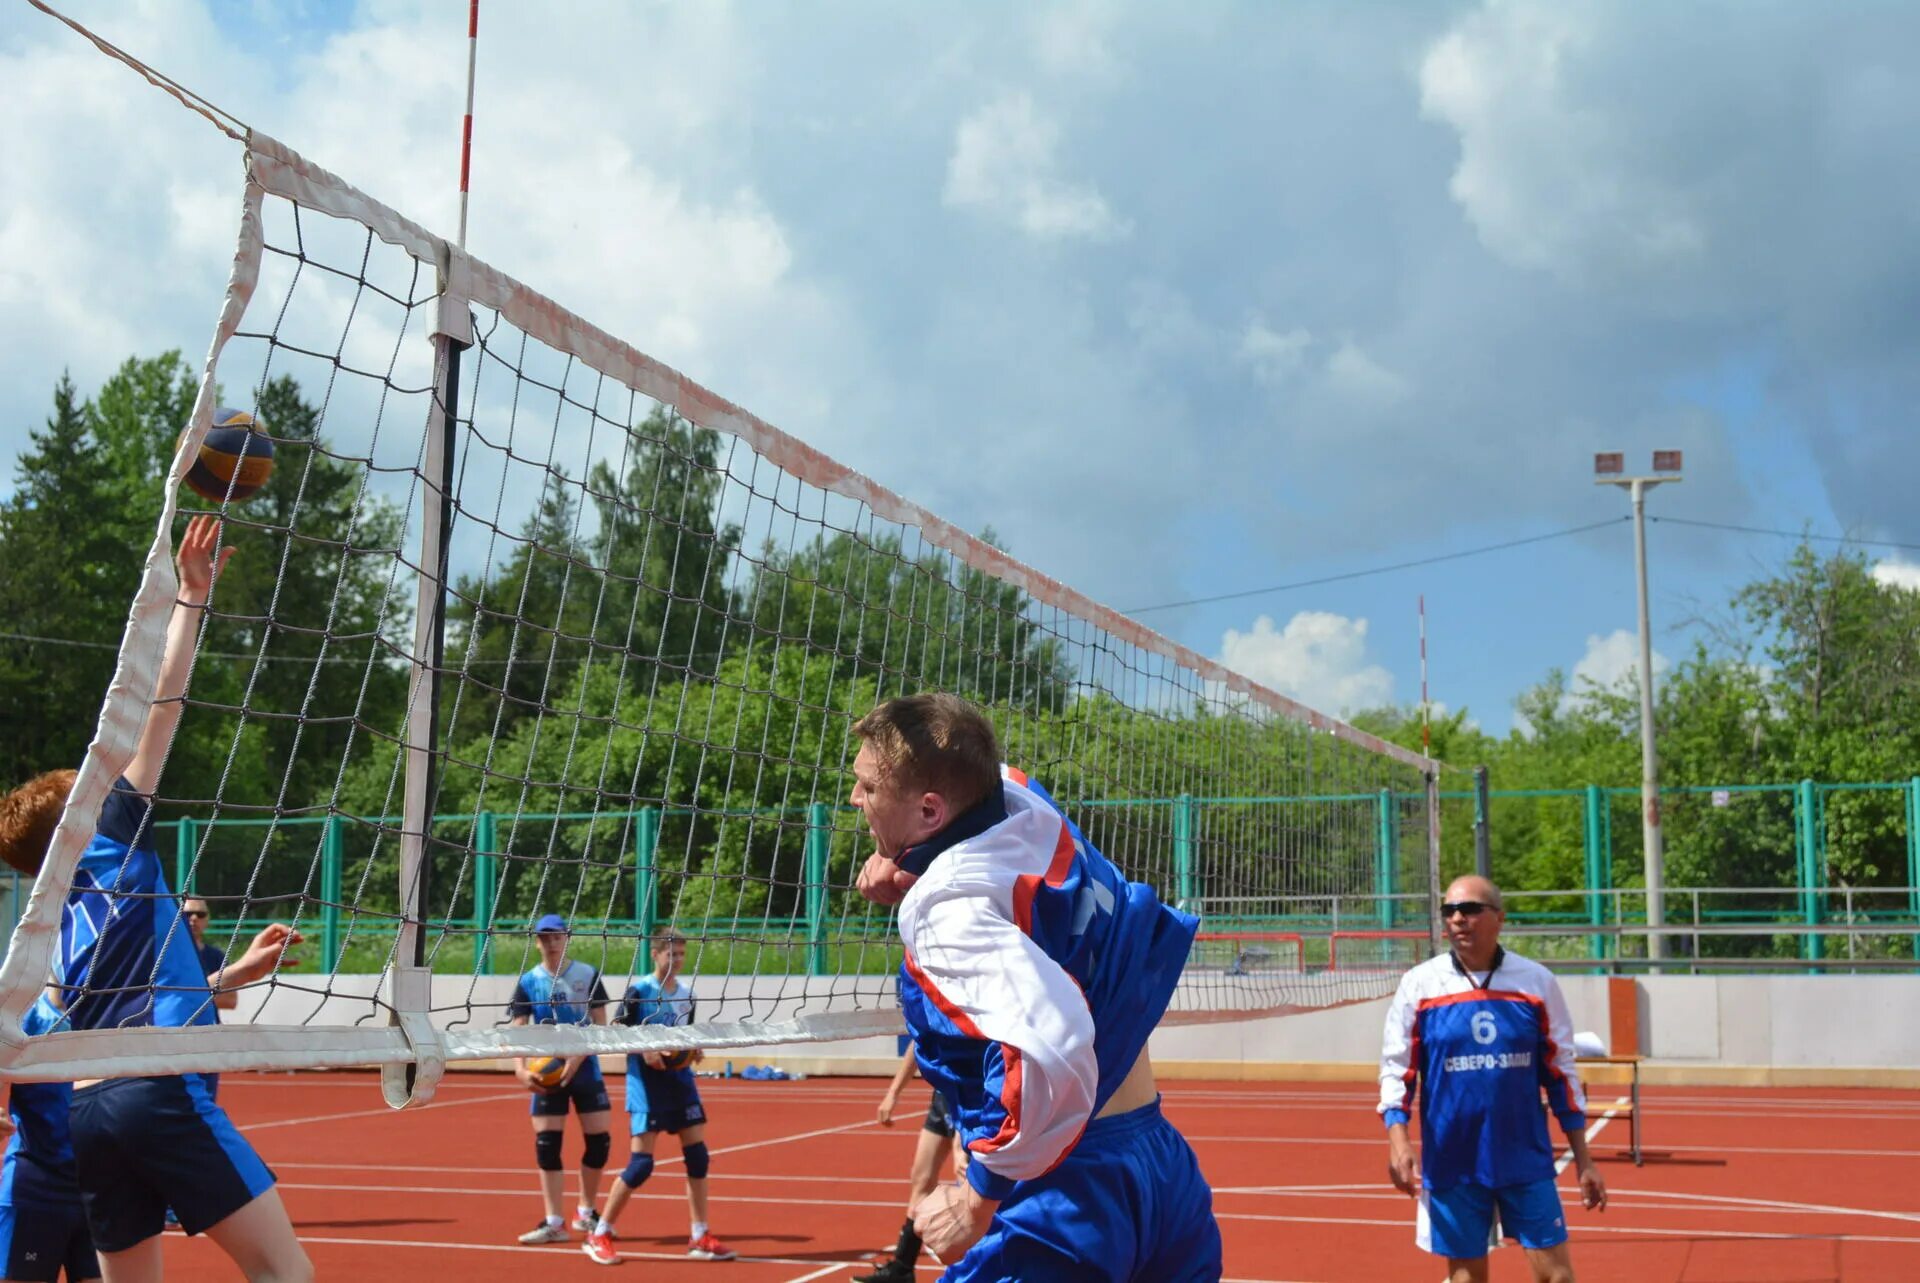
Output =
[
  {"x1": 851, "y1": 693, "x2": 1222, "y2": 1282},
  {"x1": 0, "y1": 994, "x2": 100, "y2": 1283},
  {"x1": 581, "y1": 927, "x2": 734, "y2": 1266},
  {"x1": 509, "y1": 913, "x2": 614, "y2": 1246},
  {"x1": 0, "y1": 515, "x2": 312, "y2": 1283},
  {"x1": 1379, "y1": 875, "x2": 1606, "y2": 1283},
  {"x1": 856, "y1": 1043, "x2": 969, "y2": 1282}
]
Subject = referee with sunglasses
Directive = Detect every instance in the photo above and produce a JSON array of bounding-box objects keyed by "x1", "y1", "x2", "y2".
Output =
[{"x1": 1378, "y1": 876, "x2": 1606, "y2": 1283}]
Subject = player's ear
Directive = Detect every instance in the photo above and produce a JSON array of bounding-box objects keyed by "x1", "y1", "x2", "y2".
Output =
[{"x1": 917, "y1": 789, "x2": 949, "y2": 837}]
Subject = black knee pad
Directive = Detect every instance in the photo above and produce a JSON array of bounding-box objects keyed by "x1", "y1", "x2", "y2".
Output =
[
  {"x1": 534, "y1": 1129, "x2": 565, "y2": 1172},
  {"x1": 682, "y1": 1140, "x2": 710, "y2": 1180},
  {"x1": 621, "y1": 1152, "x2": 655, "y2": 1189},
  {"x1": 582, "y1": 1130, "x2": 611, "y2": 1170}
]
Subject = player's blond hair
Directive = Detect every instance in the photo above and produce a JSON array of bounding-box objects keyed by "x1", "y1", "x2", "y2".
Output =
[
  {"x1": 0, "y1": 769, "x2": 77, "y2": 876},
  {"x1": 852, "y1": 693, "x2": 1001, "y2": 814}
]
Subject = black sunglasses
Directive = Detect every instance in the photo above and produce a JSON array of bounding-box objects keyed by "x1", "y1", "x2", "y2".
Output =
[
  {"x1": 182, "y1": 909, "x2": 209, "y2": 920},
  {"x1": 1441, "y1": 900, "x2": 1493, "y2": 918}
]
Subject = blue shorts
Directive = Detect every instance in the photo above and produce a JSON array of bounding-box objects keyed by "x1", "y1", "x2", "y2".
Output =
[
  {"x1": 530, "y1": 1066, "x2": 612, "y2": 1117},
  {"x1": 69, "y1": 1074, "x2": 275, "y2": 1252},
  {"x1": 923, "y1": 1091, "x2": 955, "y2": 1139},
  {"x1": 0, "y1": 1200, "x2": 98, "y2": 1283},
  {"x1": 1419, "y1": 1176, "x2": 1568, "y2": 1259},
  {"x1": 943, "y1": 1097, "x2": 1221, "y2": 1283},
  {"x1": 630, "y1": 1096, "x2": 706, "y2": 1136}
]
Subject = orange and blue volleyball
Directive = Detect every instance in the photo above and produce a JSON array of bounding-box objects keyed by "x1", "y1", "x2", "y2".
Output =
[{"x1": 180, "y1": 406, "x2": 275, "y2": 503}]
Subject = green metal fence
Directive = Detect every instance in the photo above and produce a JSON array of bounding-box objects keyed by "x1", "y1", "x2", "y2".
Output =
[{"x1": 8, "y1": 777, "x2": 1917, "y2": 975}]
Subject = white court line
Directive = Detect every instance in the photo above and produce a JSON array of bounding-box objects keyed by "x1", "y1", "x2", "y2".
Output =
[
  {"x1": 652, "y1": 1118, "x2": 877, "y2": 1169},
  {"x1": 780, "y1": 1264, "x2": 852, "y2": 1283},
  {"x1": 1179, "y1": 1132, "x2": 1920, "y2": 1160},
  {"x1": 247, "y1": 1091, "x2": 524, "y2": 1130}
]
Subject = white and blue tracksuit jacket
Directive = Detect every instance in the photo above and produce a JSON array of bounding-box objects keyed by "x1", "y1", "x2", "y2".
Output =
[
  {"x1": 894, "y1": 767, "x2": 1198, "y2": 1202},
  {"x1": 1378, "y1": 947, "x2": 1587, "y2": 1191}
]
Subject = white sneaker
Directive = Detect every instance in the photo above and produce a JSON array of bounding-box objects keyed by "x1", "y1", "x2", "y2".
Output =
[
  {"x1": 519, "y1": 1220, "x2": 570, "y2": 1245},
  {"x1": 571, "y1": 1210, "x2": 598, "y2": 1232}
]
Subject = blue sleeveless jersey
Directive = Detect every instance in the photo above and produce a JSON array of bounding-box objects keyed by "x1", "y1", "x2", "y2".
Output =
[
  {"x1": 3, "y1": 997, "x2": 80, "y2": 1207},
  {"x1": 56, "y1": 779, "x2": 216, "y2": 1031},
  {"x1": 619, "y1": 974, "x2": 699, "y2": 1117}
]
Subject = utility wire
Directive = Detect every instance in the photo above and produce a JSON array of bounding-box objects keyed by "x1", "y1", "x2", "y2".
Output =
[
  {"x1": 1124, "y1": 517, "x2": 1630, "y2": 615},
  {"x1": 1648, "y1": 515, "x2": 1920, "y2": 552}
]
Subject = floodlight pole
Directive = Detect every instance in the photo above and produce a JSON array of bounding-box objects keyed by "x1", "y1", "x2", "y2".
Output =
[{"x1": 1596, "y1": 460, "x2": 1680, "y2": 966}]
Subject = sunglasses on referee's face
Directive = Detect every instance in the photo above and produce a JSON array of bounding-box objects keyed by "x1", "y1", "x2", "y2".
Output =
[{"x1": 1441, "y1": 901, "x2": 1493, "y2": 919}]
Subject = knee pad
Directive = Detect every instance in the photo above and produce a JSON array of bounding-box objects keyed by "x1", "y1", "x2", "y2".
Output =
[
  {"x1": 682, "y1": 1140, "x2": 710, "y2": 1180},
  {"x1": 582, "y1": 1131, "x2": 611, "y2": 1170},
  {"x1": 620, "y1": 1152, "x2": 655, "y2": 1189},
  {"x1": 534, "y1": 1129, "x2": 565, "y2": 1172}
]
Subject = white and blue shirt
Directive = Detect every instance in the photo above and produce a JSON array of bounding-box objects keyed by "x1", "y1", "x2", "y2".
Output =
[
  {"x1": 56, "y1": 778, "x2": 217, "y2": 1031},
  {"x1": 1378, "y1": 947, "x2": 1587, "y2": 1191},
  {"x1": 508, "y1": 959, "x2": 609, "y2": 1079},
  {"x1": 619, "y1": 974, "x2": 699, "y2": 1116},
  {"x1": 3, "y1": 997, "x2": 79, "y2": 1208},
  {"x1": 894, "y1": 767, "x2": 1199, "y2": 1202}
]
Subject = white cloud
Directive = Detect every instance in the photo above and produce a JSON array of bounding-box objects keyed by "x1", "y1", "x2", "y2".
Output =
[
  {"x1": 1872, "y1": 558, "x2": 1920, "y2": 593},
  {"x1": 944, "y1": 93, "x2": 1128, "y2": 241},
  {"x1": 1219, "y1": 611, "x2": 1394, "y2": 715},
  {"x1": 1572, "y1": 629, "x2": 1670, "y2": 700},
  {"x1": 1032, "y1": 0, "x2": 1125, "y2": 83},
  {"x1": 1418, "y1": 4, "x2": 1706, "y2": 282},
  {"x1": 1239, "y1": 319, "x2": 1312, "y2": 384},
  {"x1": 1324, "y1": 338, "x2": 1410, "y2": 406}
]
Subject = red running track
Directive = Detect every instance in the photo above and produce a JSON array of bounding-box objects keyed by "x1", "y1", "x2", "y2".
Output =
[{"x1": 157, "y1": 1072, "x2": 1920, "y2": 1281}]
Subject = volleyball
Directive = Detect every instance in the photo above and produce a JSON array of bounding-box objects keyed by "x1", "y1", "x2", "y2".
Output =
[
  {"x1": 180, "y1": 406, "x2": 275, "y2": 502},
  {"x1": 525, "y1": 1055, "x2": 567, "y2": 1089},
  {"x1": 658, "y1": 1049, "x2": 697, "y2": 1072}
]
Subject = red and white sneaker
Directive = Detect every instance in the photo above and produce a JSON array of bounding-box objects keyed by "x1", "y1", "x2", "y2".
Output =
[
  {"x1": 581, "y1": 1230, "x2": 620, "y2": 1266},
  {"x1": 688, "y1": 1231, "x2": 736, "y2": 1261},
  {"x1": 572, "y1": 1210, "x2": 599, "y2": 1233}
]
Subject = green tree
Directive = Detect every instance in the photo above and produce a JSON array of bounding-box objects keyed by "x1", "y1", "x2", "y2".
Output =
[{"x1": 0, "y1": 376, "x2": 126, "y2": 784}]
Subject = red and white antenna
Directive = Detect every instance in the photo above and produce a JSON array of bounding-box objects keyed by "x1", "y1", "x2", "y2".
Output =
[
  {"x1": 456, "y1": 0, "x2": 479, "y2": 249},
  {"x1": 1419, "y1": 594, "x2": 1430, "y2": 757}
]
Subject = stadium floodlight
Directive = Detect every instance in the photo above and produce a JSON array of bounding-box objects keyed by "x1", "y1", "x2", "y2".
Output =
[{"x1": 1594, "y1": 451, "x2": 1683, "y2": 965}]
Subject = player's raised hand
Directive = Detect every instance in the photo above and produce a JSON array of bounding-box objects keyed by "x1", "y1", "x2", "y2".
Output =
[
  {"x1": 176, "y1": 513, "x2": 234, "y2": 607},
  {"x1": 856, "y1": 851, "x2": 918, "y2": 906}
]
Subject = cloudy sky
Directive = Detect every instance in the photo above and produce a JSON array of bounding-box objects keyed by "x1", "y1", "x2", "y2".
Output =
[{"x1": 4, "y1": 0, "x2": 1916, "y2": 734}]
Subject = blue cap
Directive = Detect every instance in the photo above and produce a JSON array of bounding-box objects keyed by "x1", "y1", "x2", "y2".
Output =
[{"x1": 533, "y1": 913, "x2": 569, "y2": 935}]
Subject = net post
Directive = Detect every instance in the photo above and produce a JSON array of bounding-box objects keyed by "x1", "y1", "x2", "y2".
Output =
[
  {"x1": 384, "y1": 260, "x2": 471, "y2": 1110},
  {"x1": 805, "y1": 802, "x2": 830, "y2": 977},
  {"x1": 174, "y1": 817, "x2": 196, "y2": 897},
  {"x1": 635, "y1": 807, "x2": 660, "y2": 943},
  {"x1": 1173, "y1": 794, "x2": 1195, "y2": 912},
  {"x1": 1374, "y1": 789, "x2": 1395, "y2": 929},
  {"x1": 472, "y1": 810, "x2": 497, "y2": 974},
  {"x1": 321, "y1": 814, "x2": 343, "y2": 971},
  {"x1": 1424, "y1": 771, "x2": 1443, "y2": 955}
]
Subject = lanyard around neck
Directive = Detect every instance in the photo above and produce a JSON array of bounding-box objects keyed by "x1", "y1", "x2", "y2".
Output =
[{"x1": 1449, "y1": 944, "x2": 1505, "y2": 991}]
